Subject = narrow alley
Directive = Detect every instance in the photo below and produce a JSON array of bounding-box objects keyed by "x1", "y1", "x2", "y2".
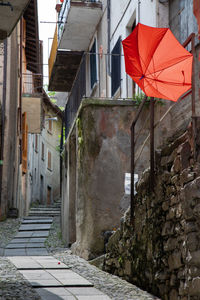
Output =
[
  {"x1": 1, "y1": 0, "x2": 200, "y2": 299},
  {"x1": 0, "y1": 205, "x2": 159, "y2": 300}
]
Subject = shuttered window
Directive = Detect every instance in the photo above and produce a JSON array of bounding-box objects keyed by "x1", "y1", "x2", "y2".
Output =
[
  {"x1": 111, "y1": 38, "x2": 121, "y2": 96},
  {"x1": 22, "y1": 112, "x2": 28, "y2": 174},
  {"x1": 90, "y1": 39, "x2": 97, "y2": 89},
  {"x1": 47, "y1": 150, "x2": 52, "y2": 170},
  {"x1": 41, "y1": 142, "x2": 44, "y2": 160}
]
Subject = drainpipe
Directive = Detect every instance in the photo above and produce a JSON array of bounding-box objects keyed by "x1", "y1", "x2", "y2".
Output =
[
  {"x1": 0, "y1": 39, "x2": 8, "y2": 206},
  {"x1": 107, "y1": 0, "x2": 111, "y2": 76}
]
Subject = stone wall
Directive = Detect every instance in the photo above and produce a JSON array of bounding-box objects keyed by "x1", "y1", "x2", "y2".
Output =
[{"x1": 104, "y1": 120, "x2": 200, "y2": 299}]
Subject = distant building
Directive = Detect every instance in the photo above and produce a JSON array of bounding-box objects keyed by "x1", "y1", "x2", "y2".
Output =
[{"x1": 27, "y1": 93, "x2": 63, "y2": 209}]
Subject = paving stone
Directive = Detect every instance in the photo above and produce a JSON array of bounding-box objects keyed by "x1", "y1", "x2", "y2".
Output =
[
  {"x1": 32, "y1": 231, "x2": 49, "y2": 237},
  {"x1": 24, "y1": 216, "x2": 53, "y2": 220},
  {"x1": 26, "y1": 248, "x2": 49, "y2": 256},
  {"x1": 8, "y1": 256, "x2": 42, "y2": 269},
  {"x1": 29, "y1": 238, "x2": 46, "y2": 243},
  {"x1": 36, "y1": 287, "x2": 76, "y2": 300},
  {"x1": 19, "y1": 224, "x2": 51, "y2": 231},
  {"x1": 4, "y1": 249, "x2": 26, "y2": 256},
  {"x1": 22, "y1": 219, "x2": 53, "y2": 224},
  {"x1": 36, "y1": 287, "x2": 73, "y2": 297},
  {"x1": 66, "y1": 287, "x2": 105, "y2": 296},
  {"x1": 6, "y1": 243, "x2": 27, "y2": 249},
  {"x1": 10, "y1": 238, "x2": 30, "y2": 243},
  {"x1": 47, "y1": 269, "x2": 93, "y2": 286},
  {"x1": 76, "y1": 296, "x2": 111, "y2": 300},
  {"x1": 15, "y1": 231, "x2": 35, "y2": 238}
]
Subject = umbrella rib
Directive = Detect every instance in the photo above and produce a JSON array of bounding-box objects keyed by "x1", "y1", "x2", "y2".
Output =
[{"x1": 145, "y1": 55, "x2": 192, "y2": 83}]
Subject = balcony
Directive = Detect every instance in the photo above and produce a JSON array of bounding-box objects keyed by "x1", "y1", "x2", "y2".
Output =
[
  {"x1": 58, "y1": 0, "x2": 103, "y2": 50},
  {"x1": 48, "y1": 0, "x2": 102, "y2": 92},
  {"x1": 0, "y1": 0, "x2": 31, "y2": 40}
]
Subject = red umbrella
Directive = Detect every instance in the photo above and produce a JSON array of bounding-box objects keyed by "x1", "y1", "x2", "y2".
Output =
[{"x1": 122, "y1": 23, "x2": 193, "y2": 101}]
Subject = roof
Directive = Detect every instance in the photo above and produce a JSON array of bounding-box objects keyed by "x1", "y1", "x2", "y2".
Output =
[{"x1": 42, "y1": 90, "x2": 64, "y2": 121}]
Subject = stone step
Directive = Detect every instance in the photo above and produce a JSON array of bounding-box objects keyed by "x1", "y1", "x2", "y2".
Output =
[
  {"x1": 29, "y1": 208, "x2": 60, "y2": 211},
  {"x1": 29, "y1": 211, "x2": 60, "y2": 216}
]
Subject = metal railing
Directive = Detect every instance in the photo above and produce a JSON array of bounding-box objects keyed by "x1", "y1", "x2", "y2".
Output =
[
  {"x1": 64, "y1": 51, "x2": 135, "y2": 137},
  {"x1": 65, "y1": 54, "x2": 86, "y2": 138},
  {"x1": 58, "y1": 0, "x2": 101, "y2": 41}
]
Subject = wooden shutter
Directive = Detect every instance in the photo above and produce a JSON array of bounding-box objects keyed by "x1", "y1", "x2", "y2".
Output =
[
  {"x1": 48, "y1": 151, "x2": 51, "y2": 170},
  {"x1": 22, "y1": 112, "x2": 28, "y2": 174}
]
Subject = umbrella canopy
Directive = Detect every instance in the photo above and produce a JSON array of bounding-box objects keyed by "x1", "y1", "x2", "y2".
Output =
[{"x1": 122, "y1": 23, "x2": 193, "y2": 101}]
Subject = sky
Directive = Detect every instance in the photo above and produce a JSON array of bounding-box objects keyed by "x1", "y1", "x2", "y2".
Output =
[{"x1": 37, "y1": 0, "x2": 58, "y2": 87}]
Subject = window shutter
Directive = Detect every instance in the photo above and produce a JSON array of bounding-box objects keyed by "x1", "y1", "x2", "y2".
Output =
[{"x1": 22, "y1": 112, "x2": 28, "y2": 174}]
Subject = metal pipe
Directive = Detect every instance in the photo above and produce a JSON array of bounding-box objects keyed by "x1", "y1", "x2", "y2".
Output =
[
  {"x1": 107, "y1": 0, "x2": 111, "y2": 76},
  {"x1": 191, "y1": 33, "x2": 196, "y2": 160},
  {"x1": 0, "y1": 39, "x2": 8, "y2": 206},
  {"x1": 150, "y1": 97, "x2": 155, "y2": 190},
  {"x1": 130, "y1": 96, "x2": 147, "y2": 223}
]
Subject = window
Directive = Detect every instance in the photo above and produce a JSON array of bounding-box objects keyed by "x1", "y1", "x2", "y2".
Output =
[
  {"x1": 90, "y1": 39, "x2": 97, "y2": 89},
  {"x1": 41, "y1": 142, "x2": 45, "y2": 160},
  {"x1": 47, "y1": 119, "x2": 53, "y2": 134},
  {"x1": 47, "y1": 150, "x2": 52, "y2": 170},
  {"x1": 111, "y1": 38, "x2": 121, "y2": 96}
]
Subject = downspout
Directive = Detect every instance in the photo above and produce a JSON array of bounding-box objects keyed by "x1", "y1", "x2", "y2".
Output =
[
  {"x1": 60, "y1": 120, "x2": 64, "y2": 197},
  {"x1": 107, "y1": 0, "x2": 111, "y2": 76},
  {"x1": 0, "y1": 39, "x2": 8, "y2": 207}
]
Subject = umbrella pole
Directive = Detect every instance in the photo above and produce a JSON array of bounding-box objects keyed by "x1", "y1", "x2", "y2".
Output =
[{"x1": 150, "y1": 97, "x2": 155, "y2": 191}]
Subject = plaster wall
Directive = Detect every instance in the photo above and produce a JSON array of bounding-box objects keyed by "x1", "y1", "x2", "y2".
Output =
[{"x1": 1, "y1": 26, "x2": 22, "y2": 218}]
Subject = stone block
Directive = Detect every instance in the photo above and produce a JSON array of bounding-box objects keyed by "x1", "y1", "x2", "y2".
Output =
[
  {"x1": 188, "y1": 250, "x2": 200, "y2": 267},
  {"x1": 124, "y1": 260, "x2": 132, "y2": 276},
  {"x1": 189, "y1": 277, "x2": 200, "y2": 296},
  {"x1": 166, "y1": 207, "x2": 176, "y2": 220},
  {"x1": 162, "y1": 201, "x2": 169, "y2": 212},
  {"x1": 187, "y1": 233, "x2": 198, "y2": 252},
  {"x1": 175, "y1": 204, "x2": 182, "y2": 219},
  {"x1": 162, "y1": 222, "x2": 174, "y2": 236},
  {"x1": 172, "y1": 156, "x2": 181, "y2": 173},
  {"x1": 164, "y1": 238, "x2": 177, "y2": 252},
  {"x1": 170, "y1": 195, "x2": 179, "y2": 206},
  {"x1": 169, "y1": 288, "x2": 178, "y2": 300},
  {"x1": 180, "y1": 169, "x2": 195, "y2": 186},
  {"x1": 168, "y1": 251, "x2": 183, "y2": 270}
]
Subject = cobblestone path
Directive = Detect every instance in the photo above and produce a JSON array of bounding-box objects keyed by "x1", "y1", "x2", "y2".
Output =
[{"x1": 0, "y1": 216, "x2": 160, "y2": 300}]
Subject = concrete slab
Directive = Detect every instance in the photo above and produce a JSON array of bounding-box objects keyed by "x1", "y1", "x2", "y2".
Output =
[
  {"x1": 15, "y1": 231, "x2": 34, "y2": 238},
  {"x1": 10, "y1": 238, "x2": 30, "y2": 243},
  {"x1": 36, "y1": 288, "x2": 75, "y2": 300},
  {"x1": 32, "y1": 231, "x2": 49, "y2": 237},
  {"x1": 76, "y1": 296, "x2": 111, "y2": 300},
  {"x1": 29, "y1": 238, "x2": 46, "y2": 243},
  {"x1": 26, "y1": 248, "x2": 48, "y2": 256},
  {"x1": 6, "y1": 244, "x2": 27, "y2": 249},
  {"x1": 22, "y1": 219, "x2": 53, "y2": 224},
  {"x1": 26, "y1": 243, "x2": 45, "y2": 248},
  {"x1": 66, "y1": 287, "x2": 104, "y2": 296},
  {"x1": 24, "y1": 216, "x2": 53, "y2": 220},
  {"x1": 47, "y1": 270, "x2": 93, "y2": 286},
  {"x1": 4, "y1": 249, "x2": 26, "y2": 256},
  {"x1": 20, "y1": 270, "x2": 61, "y2": 287},
  {"x1": 19, "y1": 224, "x2": 51, "y2": 231},
  {"x1": 8, "y1": 257, "x2": 42, "y2": 269}
]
